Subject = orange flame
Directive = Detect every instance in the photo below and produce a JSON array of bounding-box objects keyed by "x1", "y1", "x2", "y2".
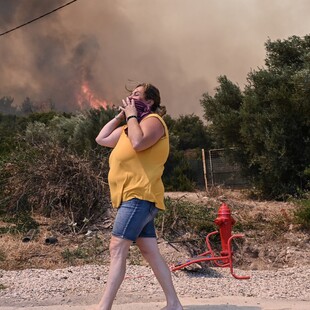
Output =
[{"x1": 77, "y1": 81, "x2": 109, "y2": 110}]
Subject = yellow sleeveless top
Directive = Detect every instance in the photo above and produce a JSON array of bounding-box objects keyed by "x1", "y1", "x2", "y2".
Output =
[{"x1": 108, "y1": 114, "x2": 169, "y2": 210}]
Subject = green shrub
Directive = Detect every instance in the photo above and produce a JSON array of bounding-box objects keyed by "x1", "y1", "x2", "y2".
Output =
[
  {"x1": 163, "y1": 151, "x2": 196, "y2": 191},
  {"x1": 294, "y1": 198, "x2": 310, "y2": 230},
  {"x1": 0, "y1": 210, "x2": 39, "y2": 235},
  {"x1": 0, "y1": 141, "x2": 110, "y2": 230},
  {"x1": 61, "y1": 248, "x2": 89, "y2": 265},
  {"x1": 155, "y1": 198, "x2": 218, "y2": 255}
]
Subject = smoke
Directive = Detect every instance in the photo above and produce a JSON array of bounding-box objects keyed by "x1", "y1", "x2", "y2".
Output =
[{"x1": 0, "y1": 0, "x2": 310, "y2": 116}]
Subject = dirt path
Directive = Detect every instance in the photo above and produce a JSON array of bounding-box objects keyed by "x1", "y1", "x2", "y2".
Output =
[{"x1": 1, "y1": 296, "x2": 309, "y2": 310}]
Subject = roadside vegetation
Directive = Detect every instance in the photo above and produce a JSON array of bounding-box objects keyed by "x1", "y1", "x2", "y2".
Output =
[{"x1": 0, "y1": 35, "x2": 309, "y2": 271}]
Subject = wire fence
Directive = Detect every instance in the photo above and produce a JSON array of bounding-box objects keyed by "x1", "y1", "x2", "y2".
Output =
[{"x1": 189, "y1": 149, "x2": 249, "y2": 189}]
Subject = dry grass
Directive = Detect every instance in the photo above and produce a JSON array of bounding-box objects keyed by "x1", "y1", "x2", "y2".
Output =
[
  {"x1": 0, "y1": 189, "x2": 309, "y2": 271},
  {"x1": 0, "y1": 216, "x2": 63, "y2": 270},
  {"x1": 0, "y1": 234, "x2": 63, "y2": 270},
  {"x1": 0, "y1": 214, "x2": 112, "y2": 270},
  {"x1": 163, "y1": 189, "x2": 310, "y2": 270}
]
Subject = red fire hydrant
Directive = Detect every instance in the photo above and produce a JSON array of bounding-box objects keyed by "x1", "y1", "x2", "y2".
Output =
[
  {"x1": 170, "y1": 201, "x2": 250, "y2": 279},
  {"x1": 214, "y1": 202, "x2": 235, "y2": 257}
]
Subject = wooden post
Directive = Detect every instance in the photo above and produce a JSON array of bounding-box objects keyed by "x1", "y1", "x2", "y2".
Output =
[
  {"x1": 201, "y1": 149, "x2": 208, "y2": 192},
  {"x1": 209, "y1": 149, "x2": 215, "y2": 187}
]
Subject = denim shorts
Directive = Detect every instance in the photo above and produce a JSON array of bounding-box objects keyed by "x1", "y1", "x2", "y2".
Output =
[{"x1": 112, "y1": 198, "x2": 159, "y2": 242}]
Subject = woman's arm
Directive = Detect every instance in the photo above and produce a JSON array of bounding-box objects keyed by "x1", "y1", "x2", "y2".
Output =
[
  {"x1": 127, "y1": 116, "x2": 165, "y2": 152},
  {"x1": 95, "y1": 111, "x2": 124, "y2": 148}
]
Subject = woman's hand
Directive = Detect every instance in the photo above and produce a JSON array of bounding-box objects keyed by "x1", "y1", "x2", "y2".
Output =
[
  {"x1": 114, "y1": 109, "x2": 125, "y2": 121},
  {"x1": 119, "y1": 97, "x2": 137, "y2": 119}
]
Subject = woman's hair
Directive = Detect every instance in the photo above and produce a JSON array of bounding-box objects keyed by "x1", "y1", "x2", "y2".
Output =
[{"x1": 128, "y1": 82, "x2": 167, "y2": 116}]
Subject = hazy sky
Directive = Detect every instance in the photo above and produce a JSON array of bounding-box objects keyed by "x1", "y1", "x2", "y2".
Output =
[{"x1": 0, "y1": 0, "x2": 309, "y2": 117}]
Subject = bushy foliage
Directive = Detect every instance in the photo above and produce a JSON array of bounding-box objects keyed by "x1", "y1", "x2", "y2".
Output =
[
  {"x1": 0, "y1": 114, "x2": 19, "y2": 157},
  {"x1": 201, "y1": 35, "x2": 310, "y2": 198},
  {"x1": 163, "y1": 114, "x2": 213, "y2": 191},
  {"x1": 0, "y1": 111, "x2": 69, "y2": 157},
  {"x1": 0, "y1": 108, "x2": 116, "y2": 231},
  {"x1": 0, "y1": 141, "x2": 110, "y2": 230},
  {"x1": 0, "y1": 211, "x2": 39, "y2": 234},
  {"x1": 155, "y1": 197, "x2": 217, "y2": 255},
  {"x1": 200, "y1": 76, "x2": 243, "y2": 149},
  {"x1": 68, "y1": 107, "x2": 116, "y2": 154},
  {"x1": 23, "y1": 107, "x2": 116, "y2": 155},
  {"x1": 1, "y1": 106, "x2": 212, "y2": 231},
  {"x1": 163, "y1": 150, "x2": 196, "y2": 191},
  {"x1": 294, "y1": 196, "x2": 310, "y2": 230},
  {"x1": 0, "y1": 97, "x2": 15, "y2": 115},
  {"x1": 165, "y1": 114, "x2": 212, "y2": 150}
]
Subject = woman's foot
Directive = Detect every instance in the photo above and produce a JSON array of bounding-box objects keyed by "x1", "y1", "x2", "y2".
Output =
[{"x1": 161, "y1": 303, "x2": 183, "y2": 310}]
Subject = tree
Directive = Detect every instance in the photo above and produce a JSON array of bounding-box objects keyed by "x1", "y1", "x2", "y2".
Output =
[
  {"x1": 0, "y1": 96, "x2": 16, "y2": 115},
  {"x1": 170, "y1": 114, "x2": 212, "y2": 150},
  {"x1": 200, "y1": 35, "x2": 310, "y2": 198},
  {"x1": 200, "y1": 76, "x2": 243, "y2": 149},
  {"x1": 19, "y1": 97, "x2": 34, "y2": 115},
  {"x1": 69, "y1": 107, "x2": 116, "y2": 154},
  {"x1": 0, "y1": 113, "x2": 19, "y2": 157},
  {"x1": 162, "y1": 114, "x2": 213, "y2": 191}
]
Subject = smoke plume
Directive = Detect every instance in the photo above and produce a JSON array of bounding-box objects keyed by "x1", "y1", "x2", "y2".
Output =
[{"x1": 0, "y1": 0, "x2": 309, "y2": 116}]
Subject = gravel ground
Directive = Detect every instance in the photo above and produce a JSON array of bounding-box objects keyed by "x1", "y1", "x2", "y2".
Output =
[{"x1": 0, "y1": 264, "x2": 309, "y2": 307}]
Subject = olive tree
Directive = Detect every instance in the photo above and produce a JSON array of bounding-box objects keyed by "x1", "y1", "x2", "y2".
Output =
[{"x1": 201, "y1": 35, "x2": 310, "y2": 198}]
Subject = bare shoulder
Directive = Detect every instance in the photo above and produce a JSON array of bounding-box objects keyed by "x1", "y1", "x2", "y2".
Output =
[
  {"x1": 140, "y1": 115, "x2": 165, "y2": 135},
  {"x1": 141, "y1": 114, "x2": 165, "y2": 127}
]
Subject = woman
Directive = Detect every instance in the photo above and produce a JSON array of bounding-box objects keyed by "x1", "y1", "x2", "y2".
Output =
[{"x1": 95, "y1": 83, "x2": 183, "y2": 310}]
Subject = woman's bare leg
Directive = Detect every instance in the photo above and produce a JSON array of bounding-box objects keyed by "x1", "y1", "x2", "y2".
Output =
[
  {"x1": 136, "y1": 238, "x2": 183, "y2": 310},
  {"x1": 96, "y1": 236, "x2": 132, "y2": 310}
]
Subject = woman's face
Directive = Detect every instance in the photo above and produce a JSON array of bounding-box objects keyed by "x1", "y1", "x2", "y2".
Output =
[{"x1": 129, "y1": 86, "x2": 146, "y2": 101}]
